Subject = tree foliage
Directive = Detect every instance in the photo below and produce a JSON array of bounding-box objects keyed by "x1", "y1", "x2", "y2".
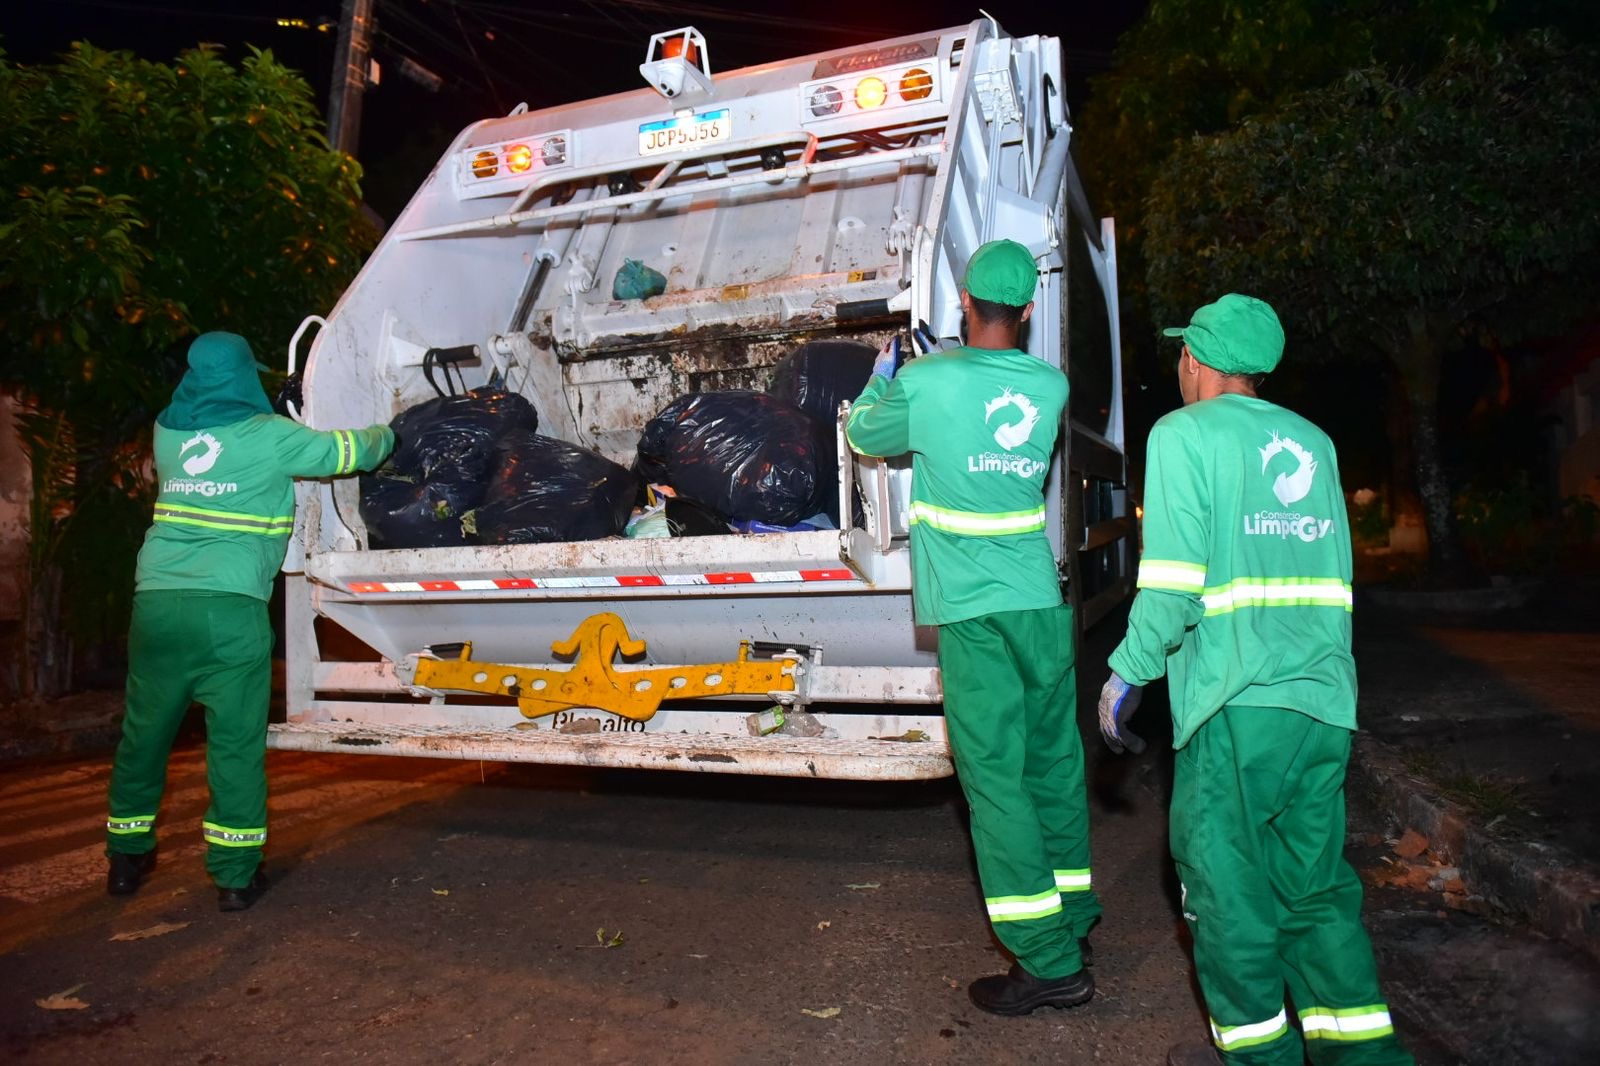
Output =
[
  {"x1": 1078, "y1": 0, "x2": 1507, "y2": 230},
  {"x1": 1142, "y1": 32, "x2": 1600, "y2": 576},
  {"x1": 0, "y1": 42, "x2": 375, "y2": 690}
]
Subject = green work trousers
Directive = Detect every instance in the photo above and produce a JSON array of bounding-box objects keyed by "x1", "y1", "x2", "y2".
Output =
[
  {"x1": 1172, "y1": 705, "x2": 1413, "y2": 1065},
  {"x1": 106, "y1": 590, "x2": 272, "y2": 889},
  {"x1": 939, "y1": 603, "x2": 1101, "y2": 978}
]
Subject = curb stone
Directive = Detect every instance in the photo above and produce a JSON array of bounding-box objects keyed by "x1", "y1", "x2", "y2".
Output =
[{"x1": 1350, "y1": 732, "x2": 1600, "y2": 963}]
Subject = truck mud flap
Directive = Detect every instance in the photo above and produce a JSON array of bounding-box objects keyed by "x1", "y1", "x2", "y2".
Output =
[{"x1": 266, "y1": 722, "x2": 953, "y2": 781}]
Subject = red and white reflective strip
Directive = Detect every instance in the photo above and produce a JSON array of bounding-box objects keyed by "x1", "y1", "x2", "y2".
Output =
[{"x1": 345, "y1": 568, "x2": 858, "y2": 594}]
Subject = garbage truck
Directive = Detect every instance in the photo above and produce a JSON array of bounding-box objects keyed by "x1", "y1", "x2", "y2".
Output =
[{"x1": 269, "y1": 14, "x2": 1133, "y2": 780}]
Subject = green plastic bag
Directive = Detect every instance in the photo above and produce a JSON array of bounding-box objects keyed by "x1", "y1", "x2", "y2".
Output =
[{"x1": 612, "y1": 259, "x2": 667, "y2": 300}]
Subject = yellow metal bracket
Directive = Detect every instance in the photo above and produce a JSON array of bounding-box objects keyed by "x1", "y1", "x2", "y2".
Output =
[{"x1": 410, "y1": 612, "x2": 798, "y2": 722}]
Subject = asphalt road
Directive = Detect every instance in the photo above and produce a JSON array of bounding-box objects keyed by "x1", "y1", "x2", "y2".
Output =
[{"x1": 3, "y1": 627, "x2": 1597, "y2": 1063}]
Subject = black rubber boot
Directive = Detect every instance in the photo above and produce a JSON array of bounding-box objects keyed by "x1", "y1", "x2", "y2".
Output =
[
  {"x1": 968, "y1": 963, "x2": 1094, "y2": 1016},
  {"x1": 106, "y1": 850, "x2": 156, "y2": 896},
  {"x1": 217, "y1": 868, "x2": 269, "y2": 912}
]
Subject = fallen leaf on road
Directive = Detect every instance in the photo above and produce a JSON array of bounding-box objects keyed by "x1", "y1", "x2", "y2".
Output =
[
  {"x1": 942, "y1": 976, "x2": 960, "y2": 989},
  {"x1": 800, "y1": 1007, "x2": 841, "y2": 1019},
  {"x1": 110, "y1": 921, "x2": 190, "y2": 942},
  {"x1": 816, "y1": 920, "x2": 831, "y2": 931},
  {"x1": 36, "y1": 985, "x2": 88, "y2": 1011},
  {"x1": 872, "y1": 730, "x2": 928, "y2": 743},
  {"x1": 1392, "y1": 829, "x2": 1429, "y2": 859},
  {"x1": 846, "y1": 882, "x2": 880, "y2": 891},
  {"x1": 431, "y1": 888, "x2": 450, "y2": 896},
  {"x1": 595, "y1": 927, "x2": 624, "y2": 948}
]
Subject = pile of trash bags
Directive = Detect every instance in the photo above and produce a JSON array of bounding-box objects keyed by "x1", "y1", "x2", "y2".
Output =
[
  {"x1": 359, "y1": 338, "x2": 878, "y2": 548},
  {"x1": 628, "y1": 339, "x2": 875, "y2": 535},
  {"x1": 360, "y1": 388, "x2": 639, "y2": 549}
]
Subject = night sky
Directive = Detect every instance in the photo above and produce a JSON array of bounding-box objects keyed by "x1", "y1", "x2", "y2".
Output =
[{"x1": 3, "y1": 1, "x2": 1148, "y2": 219}]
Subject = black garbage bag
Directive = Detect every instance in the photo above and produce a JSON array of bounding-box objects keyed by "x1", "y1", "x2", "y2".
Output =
[
  {"x1": 360, "y1": 466, "x2": 480, "y2": 549},
  {"x1": 767, "y1": 339, "x2": 876, "y2": 425},
  {"x1": 637, "y1": 391, "x2": 832, "y2": 526},
  {"x1": 390, "y1": 388, "x2": 538, "y2": 479},
  {"x1": 665, "y1": 495, "x2": 731, "y2": 536},
  {"x1": 475, "y1": 430, "x2": 641, "y2": 544}
]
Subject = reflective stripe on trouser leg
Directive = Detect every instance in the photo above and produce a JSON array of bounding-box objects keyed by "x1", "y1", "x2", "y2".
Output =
[
  {"x1": 107, "y1": 814, "x2": 157, "y2": 836},
  {"x1": 940, "y1": 604, "x2": 1099, "y2": 978},
  {"x1": 106, "y1": 591, "x2": 201, "y2": 857},
  {"x1": 191, "y1": 594, "x2": 274, "y2": 889},
  {"x1": 202, "y1": 822, "x2": 267, "y2": 847},
  {"x1": 1299, "y1": 1005, "x2": 1396, "y2": 1044}
]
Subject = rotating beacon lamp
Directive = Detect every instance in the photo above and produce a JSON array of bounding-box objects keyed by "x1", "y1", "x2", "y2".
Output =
[{"x1": 640, "y1": 27, "x2": 714, "y2": 100}]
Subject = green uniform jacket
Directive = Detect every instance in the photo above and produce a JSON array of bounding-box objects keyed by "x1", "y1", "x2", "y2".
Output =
[
  {"x1": 1108, "y1": 394, "x2": 1356, "y2": 748},
  {"x1": 845, "y1": 346, "x2": 1067, "y2": 626},
  {"x1": 136, "y1": 414, "x2": 394, "y2": 601}
]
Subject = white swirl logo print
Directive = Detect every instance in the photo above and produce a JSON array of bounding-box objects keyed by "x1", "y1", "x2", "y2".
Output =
[
  {"x1": 180, "y1": 431, "x2": 223, "y2": 477},
  {"x1": 1259, "y1": 431, "x2": 1316, "y2": 507},
  {"x1": 984, "y1": 387, "x2": 1041, "y2": 450}
]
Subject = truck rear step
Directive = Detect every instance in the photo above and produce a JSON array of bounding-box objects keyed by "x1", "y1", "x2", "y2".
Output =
[{"x1": 266, "y1": 722, "x2": 953, "y2": 780}]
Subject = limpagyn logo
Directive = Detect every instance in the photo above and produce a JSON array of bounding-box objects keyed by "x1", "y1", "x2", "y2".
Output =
[
  {"x1": 1259, "y1": 431, "x2": 1315, "y2": 506},
  {"x1": 180, "y1": 431, "x2": 223, "y2": 476},
  {"x1": 164, "y1": 431, "x2": 238, "y2": 496},
  {"x1": 1244, "y1": 431, "x2": 1331, "y2": 542},
  {"x1": 967, "y1": 386, "x2": 1047, "y2": 477}
]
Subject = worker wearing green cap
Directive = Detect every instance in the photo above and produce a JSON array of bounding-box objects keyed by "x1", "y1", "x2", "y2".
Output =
[
  {"x1": 847, "y1": 239, "x2": 1100, "y2": 1016},
  {"x1": 1098, "y1": 295, "x2": 1412, "y2": 1065},
  {"x1": 105, "y1": 332, "x2": 395, "y2": 912}
]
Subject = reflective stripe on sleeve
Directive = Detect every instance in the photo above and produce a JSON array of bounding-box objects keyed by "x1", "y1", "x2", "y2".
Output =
[
  {"x1": 107, "y1": 814, "x2": 157, "y2": 835},
  {"x1": 334, "y1": 429, "x2": 356, "y2": 475},
  {"x1": 202, "y1": 821, "x2": 267, "y2": 847},
  {"x1": 1299, "y1": 1005, "x2": 1395, "y2": 1042},
  {"x1": 1136, "y1": 559, "x2": 1207, "y2": 592},
  {"x1": 153, "y1": 503, "x2": 294, "y2": 536},
  {"x1": 1211, "y1": 1008, "x2": 1290, "y2": 1051},
  {"x1": 1054, "y1": 868, "x2": 1092, "y2": 892},
  {"x1": 909, "y1": 501, "x2": 1046, "y2": 537},
  {"x1": 1201, "y1": 577, "x2": 1353, "y2": 616},
  {"x1": 985, "y1": 887, "x2": 1063, "y2": 922}
]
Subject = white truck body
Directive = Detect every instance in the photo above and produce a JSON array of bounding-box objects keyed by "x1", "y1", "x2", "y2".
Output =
[{"x1": 270, "y1": 16, "x2": 1131, "y2": 779}]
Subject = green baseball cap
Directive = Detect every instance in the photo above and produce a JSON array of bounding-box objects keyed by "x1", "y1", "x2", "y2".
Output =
[
  {"x1": 1162, "y1": 293, "x2": 1284, "y2": 375},
  {"x1": 963, "y1": 239, "x2": 1038, "y2": 306}
]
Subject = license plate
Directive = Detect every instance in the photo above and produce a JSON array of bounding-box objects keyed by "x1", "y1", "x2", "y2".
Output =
[{"x1": 638, "y1": 109, "x2": 732, "y2": 156}]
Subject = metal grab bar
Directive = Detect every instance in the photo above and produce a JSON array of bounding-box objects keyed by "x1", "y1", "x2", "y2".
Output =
[{"x1": 400, "y1": 141, "x2": 942, "y2": 243}]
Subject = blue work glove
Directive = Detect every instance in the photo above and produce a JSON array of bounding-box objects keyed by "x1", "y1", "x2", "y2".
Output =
[
  {"x1": 872, "y1": 335, "x2": 901, "y2": 380},
  {"x1": 1097, "y1": 672, "x2": 1146, "y2": 755}
]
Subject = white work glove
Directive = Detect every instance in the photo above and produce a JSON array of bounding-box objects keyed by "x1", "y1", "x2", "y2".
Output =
[
  {"x1": 872, "y1": 335, "x2": 901, "y2": 380},
  {"x1": 1097, "y1": 672, "x2": 1146, "y2": 755}
]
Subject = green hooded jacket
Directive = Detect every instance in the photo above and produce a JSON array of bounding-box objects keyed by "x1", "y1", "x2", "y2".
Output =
[{"x1": 136, "y1": 332, "x2": 394, "y2": 601}]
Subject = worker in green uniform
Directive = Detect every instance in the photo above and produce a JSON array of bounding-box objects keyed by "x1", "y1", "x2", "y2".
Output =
[
  {"x1": 105, "y1": 332, "x2": 394, "y2": 912},
  {"x1": 847, "y1": 239, "x2": 1100, "y2": 1016},
  {"x1": 1098, "y1": 295, "x2": 1412, "y2": 1065}
]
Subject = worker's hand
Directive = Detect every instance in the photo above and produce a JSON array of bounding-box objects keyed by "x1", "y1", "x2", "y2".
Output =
[
  {"x1": 872, "y1": 336, "x2": 901, "y2": 380},
  {"x1": 274, "y1": 371, "x2": 304, "y2": 420},
  {"x1": 1097, "y1": 672, "x2": 1146, "y2": 755}
]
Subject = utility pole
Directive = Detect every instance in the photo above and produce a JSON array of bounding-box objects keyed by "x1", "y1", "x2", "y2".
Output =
[{"x1": 327, "y1": 0, "x2": 376, "y2": 157}]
